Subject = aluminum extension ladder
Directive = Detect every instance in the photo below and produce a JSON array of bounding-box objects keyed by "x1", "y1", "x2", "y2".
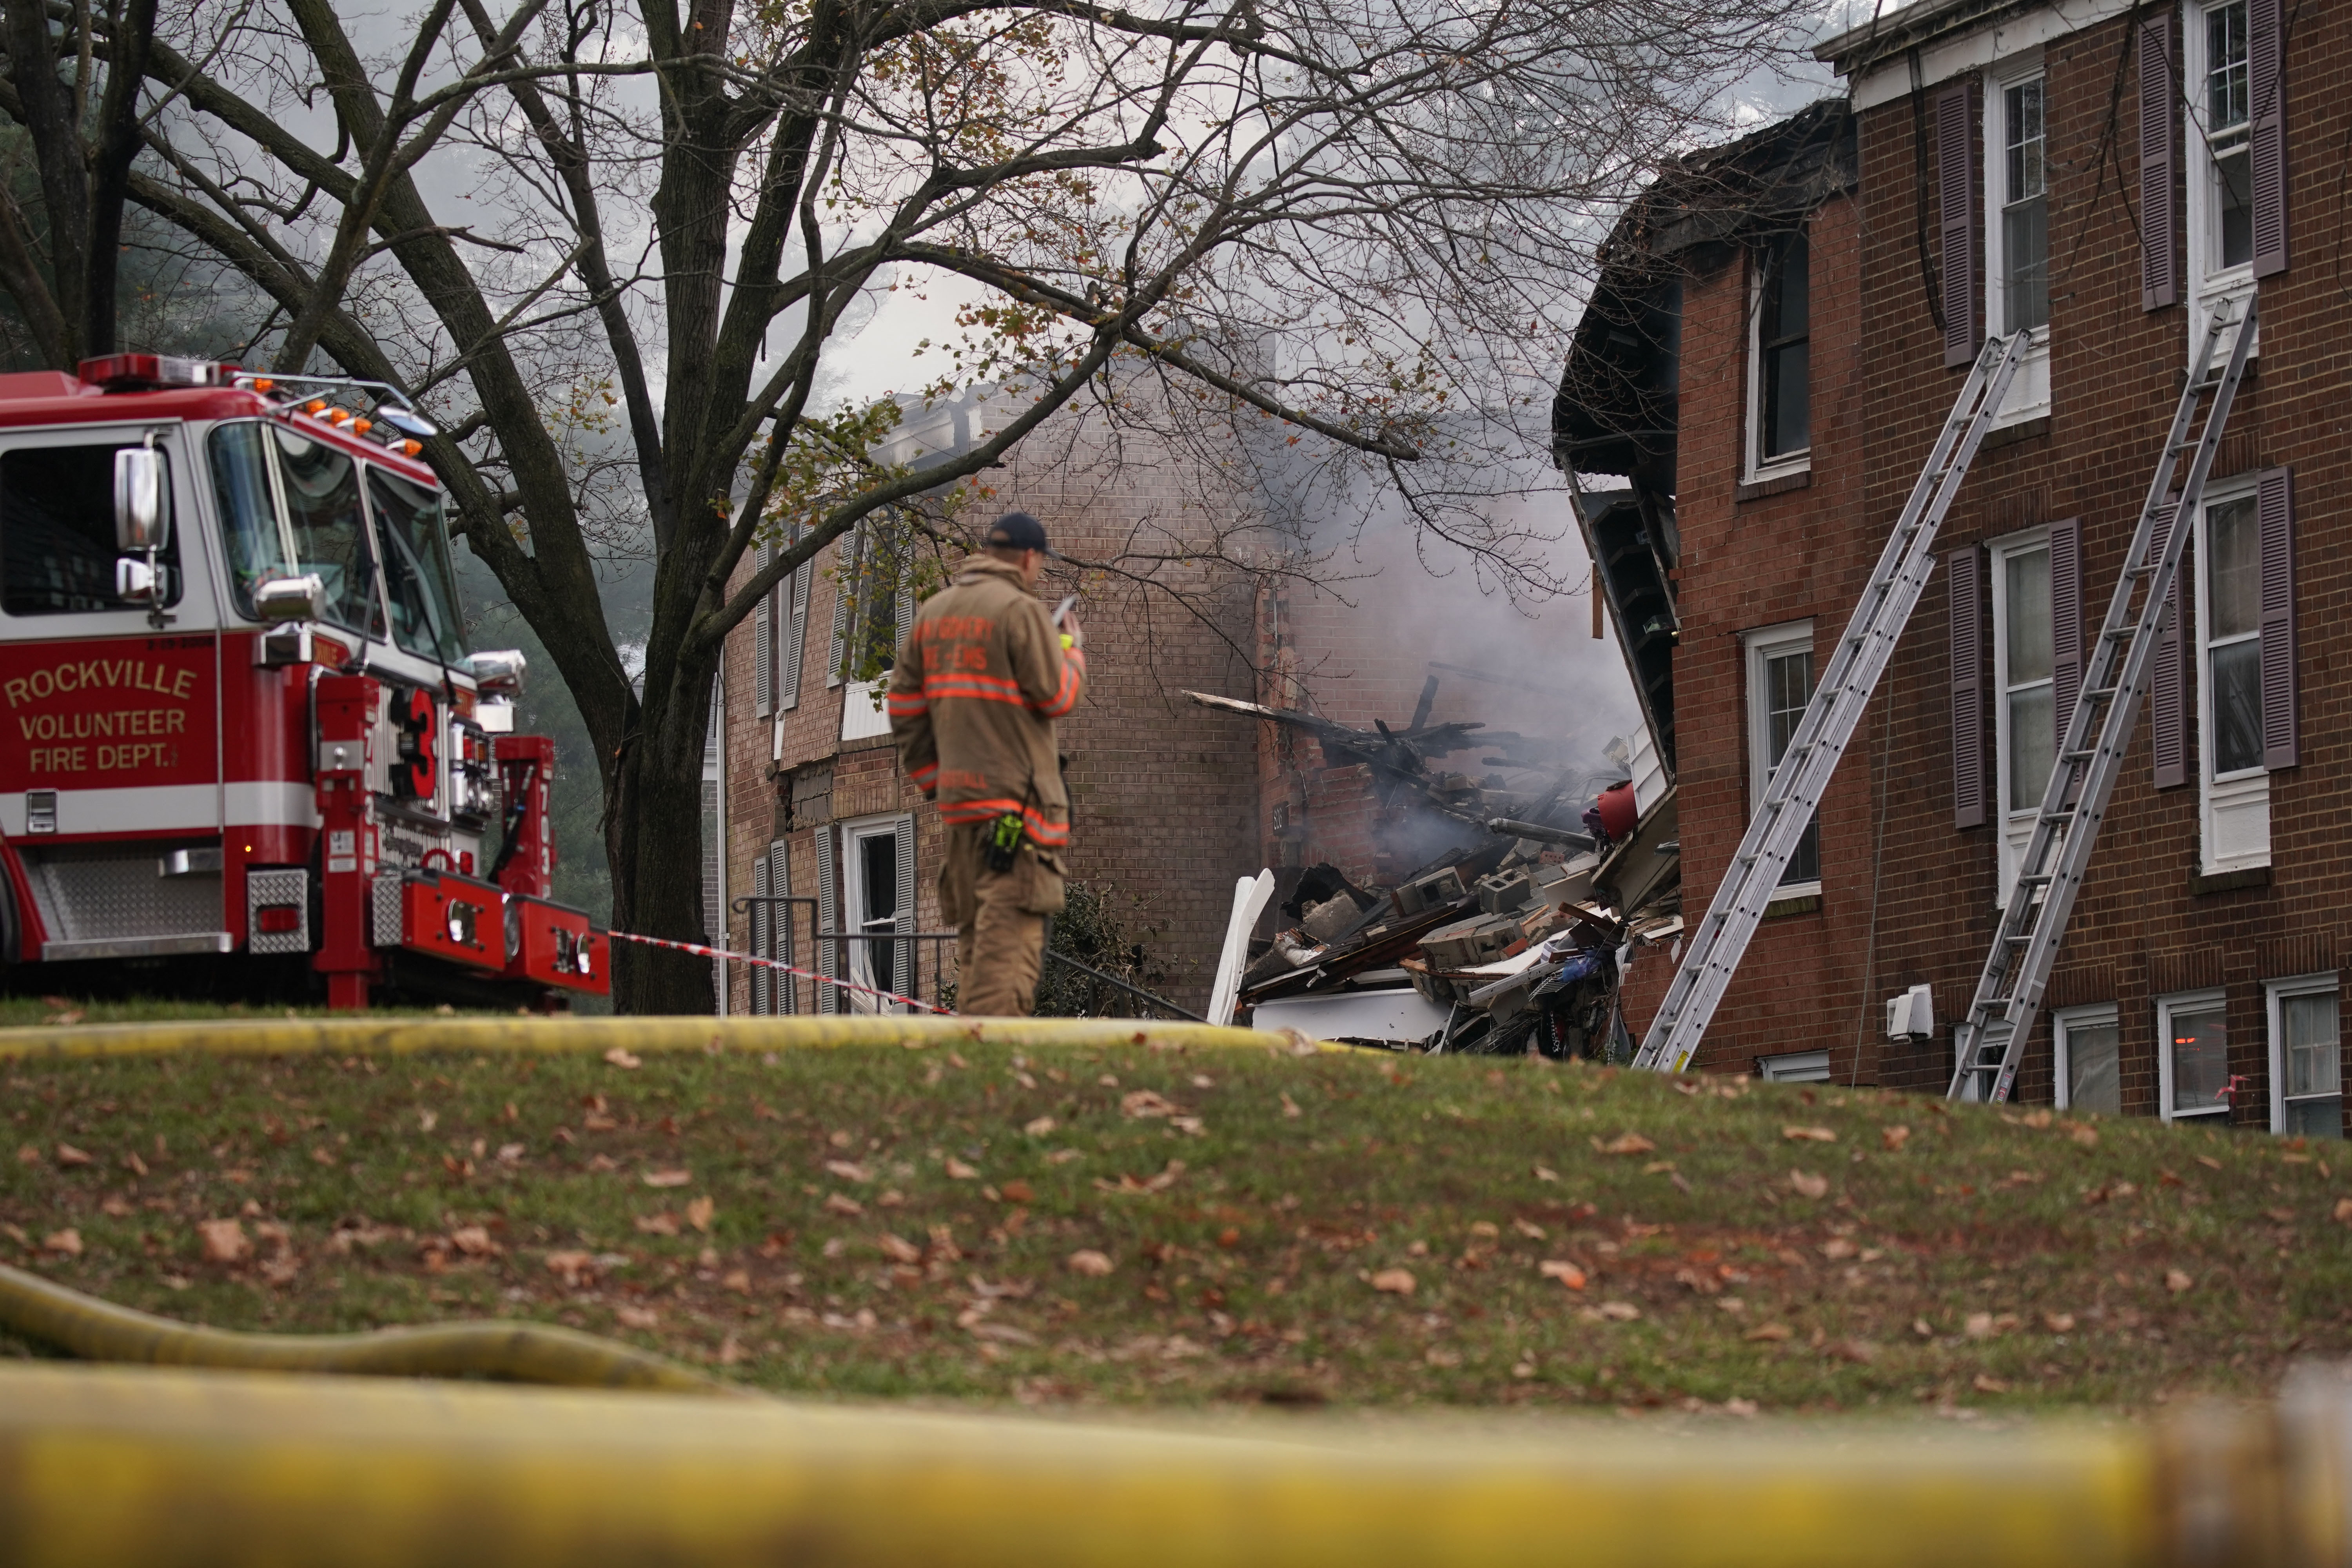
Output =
[
  {"x1": 1949, "y1": 295, "x2": 2257, "y2": 1102},
  {"x1": 1633, "y1": 330, "x2": 2031, "y2": 1075}
]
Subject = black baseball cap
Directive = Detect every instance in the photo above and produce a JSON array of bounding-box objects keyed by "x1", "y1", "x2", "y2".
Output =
[{"x1": 985, "y1": 511, "x2": 1060, "y2": 557}]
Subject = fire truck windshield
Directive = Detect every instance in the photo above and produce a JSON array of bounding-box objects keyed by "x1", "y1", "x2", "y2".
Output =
[
  {"x1": 367, "y1": 467, "x2": 465, "y2": 663},
  {"x1": 0, "y1": 441, "x2": 185, "y2": 615}
]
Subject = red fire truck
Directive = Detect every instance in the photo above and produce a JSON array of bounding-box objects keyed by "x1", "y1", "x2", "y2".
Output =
[{"x1": 0, "y1": 353, "x2": 607, "y2": 1010}]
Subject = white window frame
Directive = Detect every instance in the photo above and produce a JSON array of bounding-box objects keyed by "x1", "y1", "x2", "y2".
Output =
[
  {"x1": 2265, "y1": 973, "x2": 2341, "y2": 1136},
  {"x1": 2052, "y1": 1002, "x2": 2120, "y2": 1113},
  {"x1": 2192, "y1": 474, "x2": 2269, "y2": 874},
  {"x1": 1982, "y1": 56, "x2": 2052, "y2": 424},
  {"x1": 1760, "y1": 1049, "x2": 1831, "y2": 1083},
  {"x1": 1744, "y1": 236, "x2": 1811, "y2": 484},
  {"x1": 837, "y1": 812, "x2": 915, "y2": 1014},
  {"x1": 1989, "y1": 525, "x2": 2051, "y2": 904},
  {"x1": 2183, "y1": 0, "x2": 2259, "y2": 361},
  {"x1": 2156, "y1": 987, "x2": 2231, "y2": 1123},
  {"x1": 1742, "y1": 619, "x2": 1821, "y2": 897}
]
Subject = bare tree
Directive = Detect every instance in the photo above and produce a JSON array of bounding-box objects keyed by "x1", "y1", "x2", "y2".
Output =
[{"x1": 0, "y1": 0, "x2": 1817, "y2": 1010}]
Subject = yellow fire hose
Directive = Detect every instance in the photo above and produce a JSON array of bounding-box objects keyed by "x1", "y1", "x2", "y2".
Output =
[
  {"x1": 0, "y1": 1259, "x2": 724, "y2": 1394},
  {"x1": 1, "y1": 1357, "x2": 2348, "y2": 1566},
  {"x1": 0, "y1": 1012, "x2": 1316, "y2": 1062}
]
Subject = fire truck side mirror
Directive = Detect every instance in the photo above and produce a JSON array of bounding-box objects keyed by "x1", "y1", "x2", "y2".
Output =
[
  {"x1": 113, "y1": 446, "x2": 168, "y2": 552},
  {"x1": 465, "y1": 649, "x2": 526, "y2": 695},
  {"x1": 253, "y1": 572, "x2": 326, "y2": 624}
]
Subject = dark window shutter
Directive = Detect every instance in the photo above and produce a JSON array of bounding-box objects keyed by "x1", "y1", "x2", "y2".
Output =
[
  {"x1": 2138, "y1": 16, "x2": 2179, "y2": 309},
  {"x1": 749, "y1": 855, "x2": 771, "y2": 1014},
  {"x1": 2249, "y1": 0, "x2": 2288, "y2": 277},
  {"x1": 815, "y1": 827, "x2": 840, "y2": 1015},
  {"x1": 1937, "y1": 81, "x2": 1979, "y2": 367},
  {"x1": 1950, "y1": 544, "x2": 1986, "y2": 828},
  {"x1": 2152, "y1": 512, "x2": 2187, "y2": 789},
  {"x1": 2259, "y1": 466, "x2": 2298, "y2": 768},
  {"x1": 2049, "y1": 519, "x2": 2084, "y2": 765}
]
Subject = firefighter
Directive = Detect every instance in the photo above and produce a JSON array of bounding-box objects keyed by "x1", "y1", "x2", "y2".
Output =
[{"x1": 889, "y1": 512, "x2": 1086, "y2": 1015}]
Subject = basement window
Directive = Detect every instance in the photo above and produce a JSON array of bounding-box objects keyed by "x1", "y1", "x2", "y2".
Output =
[
  {"x1": 2053, "y1": 1003, "x2": 2120, "y2": 1114},
  {"x1": 2157, "y1": 989, "x2": 2231, "y2": 1122},
  {"x1": 2266, "y1": 975, "x2": 2341, "y2": 1138}
]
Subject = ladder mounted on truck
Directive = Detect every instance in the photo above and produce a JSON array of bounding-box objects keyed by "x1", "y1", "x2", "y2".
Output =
[
  {"x1": 1633, "y1": 330, "x2": 2031, "y2": 1075},
  {"x1": 1948, "y1": 296, "x2": 2257, "y2": 1103}
]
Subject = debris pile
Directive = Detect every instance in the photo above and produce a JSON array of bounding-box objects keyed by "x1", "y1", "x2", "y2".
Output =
[{"x1": 1188, "y1": 684, "x2": 1684, "y2": 1056}]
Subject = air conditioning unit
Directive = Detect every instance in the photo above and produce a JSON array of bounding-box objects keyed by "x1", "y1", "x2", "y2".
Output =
[{"x1": 1885, "y1": 983, "x2": 1934, "y2": 1043}]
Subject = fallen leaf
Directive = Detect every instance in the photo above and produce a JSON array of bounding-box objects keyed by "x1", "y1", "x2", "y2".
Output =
[
  {"x1": 582, "y1": 1112, "x2": 619, "y2": 1132},
  {"x1": 1819, "y1": 1238, "x2": 1857, "y2": 1260},
  {"x1": 496, "y1": 1143, "x2": 525, "y2": 1166},
  {"x1": 1596, "y1": 1301, "x2": 1641, "y2": 1321},
  {"x1": 544, "y1": 1250, "x2": 594, "y2": 1286},
  {"x1": 1788, "y1": 1170, "x2": 1829, "y2": 1200},
  {"x1": 945, "y1": 1157, "x2": 979, "y2": 1180},
  {"x1": 1067, "y1": 1249, "x2": 1114, "y2": 1277},
  {"x1": 2335, "y1": 1198, "x2": 2352, "y2": 1223},
  {"x1": 1829, "y1": 1339, "x2": 1878, "y2": 1364},
  {"x1": 1912, "y1": 1318, "x2": 1935, "y2": 1339},
  {"x1": 878, "y1": 1232, "x2": 922, "y2": 1264},
  {"x1": 1121, "y1": 1090, "x2": 1180, "y2": 1119},
  {"x1": 1974, "y1": 1374, "x2": 2011, "y2": 1394},
  {"x1": 1281, "y1": 1093, "x2": 1303, "y2": 1120},
  {"x1": 603, "y1": 1047, "x2": 642, "y2": 1069},
  {"x1": 1532, "y1": 1165, "x2": 1559, "y2": 1183},
  {"x1": 1539, "y1": 1259, "x2": 1587, "y2": 1290},
  {"x1": 416, "y1": 1110, "x2": 438, "y2": 1134},
  {"x1": 1594, "y1": 1132, "x2": 1655, "y2": 1156},
  {"x1": 1965, "y1": 1312, "x2": 1995, "y2": 1339},
  {"x1": 450, "y1": 1226, "x2": 498, "y2": 1256},
  {"x1": 1369, "y1": 1267, "x2": 1417, "y2": 1296},
  {"x1": 1024, "y1": 1116, "x2": 1057, "y2": 1136},
  {"x1": 969, "y1": 1323, "x2": 1040, "y2": 1345},
  {"x1": 42, "y1": 1227, "x2": 82, "y2": 1257},
  {"x1": 2166, "y1": 1269, "x2": 2194, "y2": 1293},
  {"x1": 197, "y1": 1218, "x2": 251, "y2": 1263},
  {"x1": 1045, "y1": 1149, "x2": 1084, "y2": 1165},
  {"x1": 824, "y1": 1193, "x2": 865, "y2": 1216},
  {"x1": 1782, "y1": 1126, "x2": 1837, "y2": 1143},
  {"x1": 615, "y1": 1305, "x2": 659, "y2": 1329},
  {"x1": 2044, "y1": 1312, "x2": 2077, "y2": 1333},
  {"x1": 722, "y1": 1270, "x2": 752, "y2": 1295},
  {"x1": 53, "y1": 1143, "x2": 93, "y2": 1168},
  {"x1": 642, "y1": 1169, "x2": 692, "y2": 1189},
  {"x1": 2196, "y1": 1155, "x2": 2224, "y2": 1172},
  {"x1": 1512, "y1": 1219, "x2": 1547, "y2": 1240},
  {"x1": 1744, "y1": 1323, "x2": 1793, "y2": 1342},
  {"x1": 686, "y1": 1196, "x2": 715, "y2": 1234},
  {"x1": 999, "y1": 1178, "x2": 1034, "y2": 1204},
  {"x1": 2069, "y1": 1125, "x2": 2100, "y2": 1148},
  {"x1": 1169, "y1": 1116, "x2": 1207, "y2": 1136},
  {"x1": 634, "y1": 1212, "x2": 680, "y2": 1236},
  {"x1": 1724, "y1": 1397, "x2": 1759, "y2": 1417},
  {"x1": 1880, "y1": 1125, "x2": 1912, "y2": 1151},
  {"x1": 15, "y1": 1145, "x2": 38, "y2": 1165},
  {"x1": 824, "y1": 1160, "x2": 873, "y2": 1183}
]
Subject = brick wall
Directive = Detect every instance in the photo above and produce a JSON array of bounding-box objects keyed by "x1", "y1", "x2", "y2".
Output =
[{"x1": 1664, "y1": 5, "x2": 2352, "y2": 1128}]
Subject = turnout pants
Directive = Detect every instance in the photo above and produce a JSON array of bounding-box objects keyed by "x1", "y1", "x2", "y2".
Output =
[{"x1": 939, "y1": 821, "x2": 1067, "y2": 1016}]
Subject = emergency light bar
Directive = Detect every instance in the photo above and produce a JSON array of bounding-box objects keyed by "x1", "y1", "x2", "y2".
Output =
[{"x1": 77, "y1": 354, "x2": 240, "y2": 390}]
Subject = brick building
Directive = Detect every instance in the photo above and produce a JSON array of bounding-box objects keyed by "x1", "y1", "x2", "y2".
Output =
[{"x1": 1561, "y1": 0, "x2": 2351, "y2": 1134}]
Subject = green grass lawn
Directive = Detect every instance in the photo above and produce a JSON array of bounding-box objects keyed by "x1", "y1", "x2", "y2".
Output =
[{"x1": 3, "y1": 1030, "x2": 2347, "y2": 1414}]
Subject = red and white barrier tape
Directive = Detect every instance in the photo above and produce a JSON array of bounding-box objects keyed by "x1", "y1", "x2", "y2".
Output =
[{"x1": 603, "y1": 928, "x2": 952, "y2": 1015}]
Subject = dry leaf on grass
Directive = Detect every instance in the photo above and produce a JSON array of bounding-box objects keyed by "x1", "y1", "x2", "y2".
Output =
[
  {"x1": 945, "y1": 1157, "x2": 980, "y2": 1180},
  {"x1": 1593, "y1": 1133, "x2": 1655, "y2": 1156},
  {"x1": 998, "y1": 1179, "x2": 1034, "y2": 1204},
  {"x1": 197, "y1": 1218, "x2": 250, "y2": 1263},
  {"x1": 634, "y1": 1212, "x2": 680, "y2": 1236},
  {"x1": 1281, "y1": 1093, "x2": 1303, "y2": 1120},
  {"x1": 824, "y1": 1193, "x2": 865, "y2": 1216},
  {"x1": 1964, "y1": 1312, "x2": 1995, "y2": 1339},
  {"x1": 544, "y1": 1250, "x2": 593, "y2": 1287},
  {"x1": 615, "y1": 1305, "x2": 660, "y2": 1329},
  {"x1": 1744, "y1": 1323, "x2": 1793, "y2": 1342},
  {"x1": 1513, "y1": 1219, "x2": 1547, "y2": 1240},
  {"x1": 1368, "y1": 1267, "x2": 1417, "y2": 1296},
  {"x1": 603, "y1": 1047, "x2": 642, "y2": 1069},
  {"x1": 1819, "y1": 1238, "x2": 1857, "y2": 1260},
  {"x1": 2044, "y1": 1312, "x2": 2077, "y2": 1332},
  {"x1": 1538, "y1": 1259, "x2": 1587, "y2": 1290},
  {"x1": 2167, "y1": 1269, "x2": 2194, "y2": 1293},
  {"x1": 1974, "y1": 1374, "x2": 2011, "y2": 1394},
  {"x1": 1881, "y1": 1125, "x2": 1912, "y2": 1151},
  {"x1": 2196, "y1": 1155, "x2": 2224, "y2": 1172},
  {"x1": 1120, "y1": 1090, "x2": 1181, "y2": 1120},
  {"x1": 450, "y1": 1226, "x2": 499, "y2": 1257},
  {"x1": 42, "y1": 1228, "x2": 82, "y2": 1257},
  {"x1": 686, "y1": 1196, "x2": 715, "y2": 1233},
  {"x1": 1045, "y1": 1149, "x2": 1083, "y2": 1165},
  {"x1": 1595, "y1": 1301, "x2": 1641, "y2": 1321},
  {"x1": 824, "y1": 1160, "x2": 872, "y2": 1183},
  {"x1": 1023, "y1": 1116, "x2": 1057, "y2": 1136},
  {"x1": 1788, "y1": 1170, "x2": 1829, "y2": 1200},
  {"x1": 1828, "y1": 1339, "x2": 1878, "y2": 1364},
  {"x1": 878, "y1": 1233, "x2": 922, "y2": 1264},
  {"x1": 1782, "y1": 1126, "x2": 1837, "y2": 1143},
  {"x1": 53, "y1": 1143, "x2": 92, "y2": 1168},
  {"x1": 2335, "y1": 1198, "x2": 2352, "y2": 1223},
  {"x1": 1066, "y1": 1249, "x2": 1114, "y2": 1277},
  {"x1": 1532, "y1": 1165, "x2": 1559, "y2": 1183},
  {"x1": 2069, "y1": 1125, "x2": 2100, "y2": 1148},
  {"x1": 642, "y1": 1169, "x2": 692, "y2": 1189}
]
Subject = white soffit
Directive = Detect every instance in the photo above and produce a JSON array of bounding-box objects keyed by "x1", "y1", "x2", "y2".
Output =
[{"x1": 1847, "y1": 0, "x2": 2136, "y2": 111}]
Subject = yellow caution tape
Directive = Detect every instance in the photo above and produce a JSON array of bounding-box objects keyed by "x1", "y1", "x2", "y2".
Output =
[
  {"x1": 0, "y1": 1359, "x2": 2244, "y2": 1568},
  {"x1": 0, "y1": 1014, "x2": 1325, "y2": 1062},
  {"x1": 0, "y1": 1261, "x2": 722, "y2": 1394}
]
